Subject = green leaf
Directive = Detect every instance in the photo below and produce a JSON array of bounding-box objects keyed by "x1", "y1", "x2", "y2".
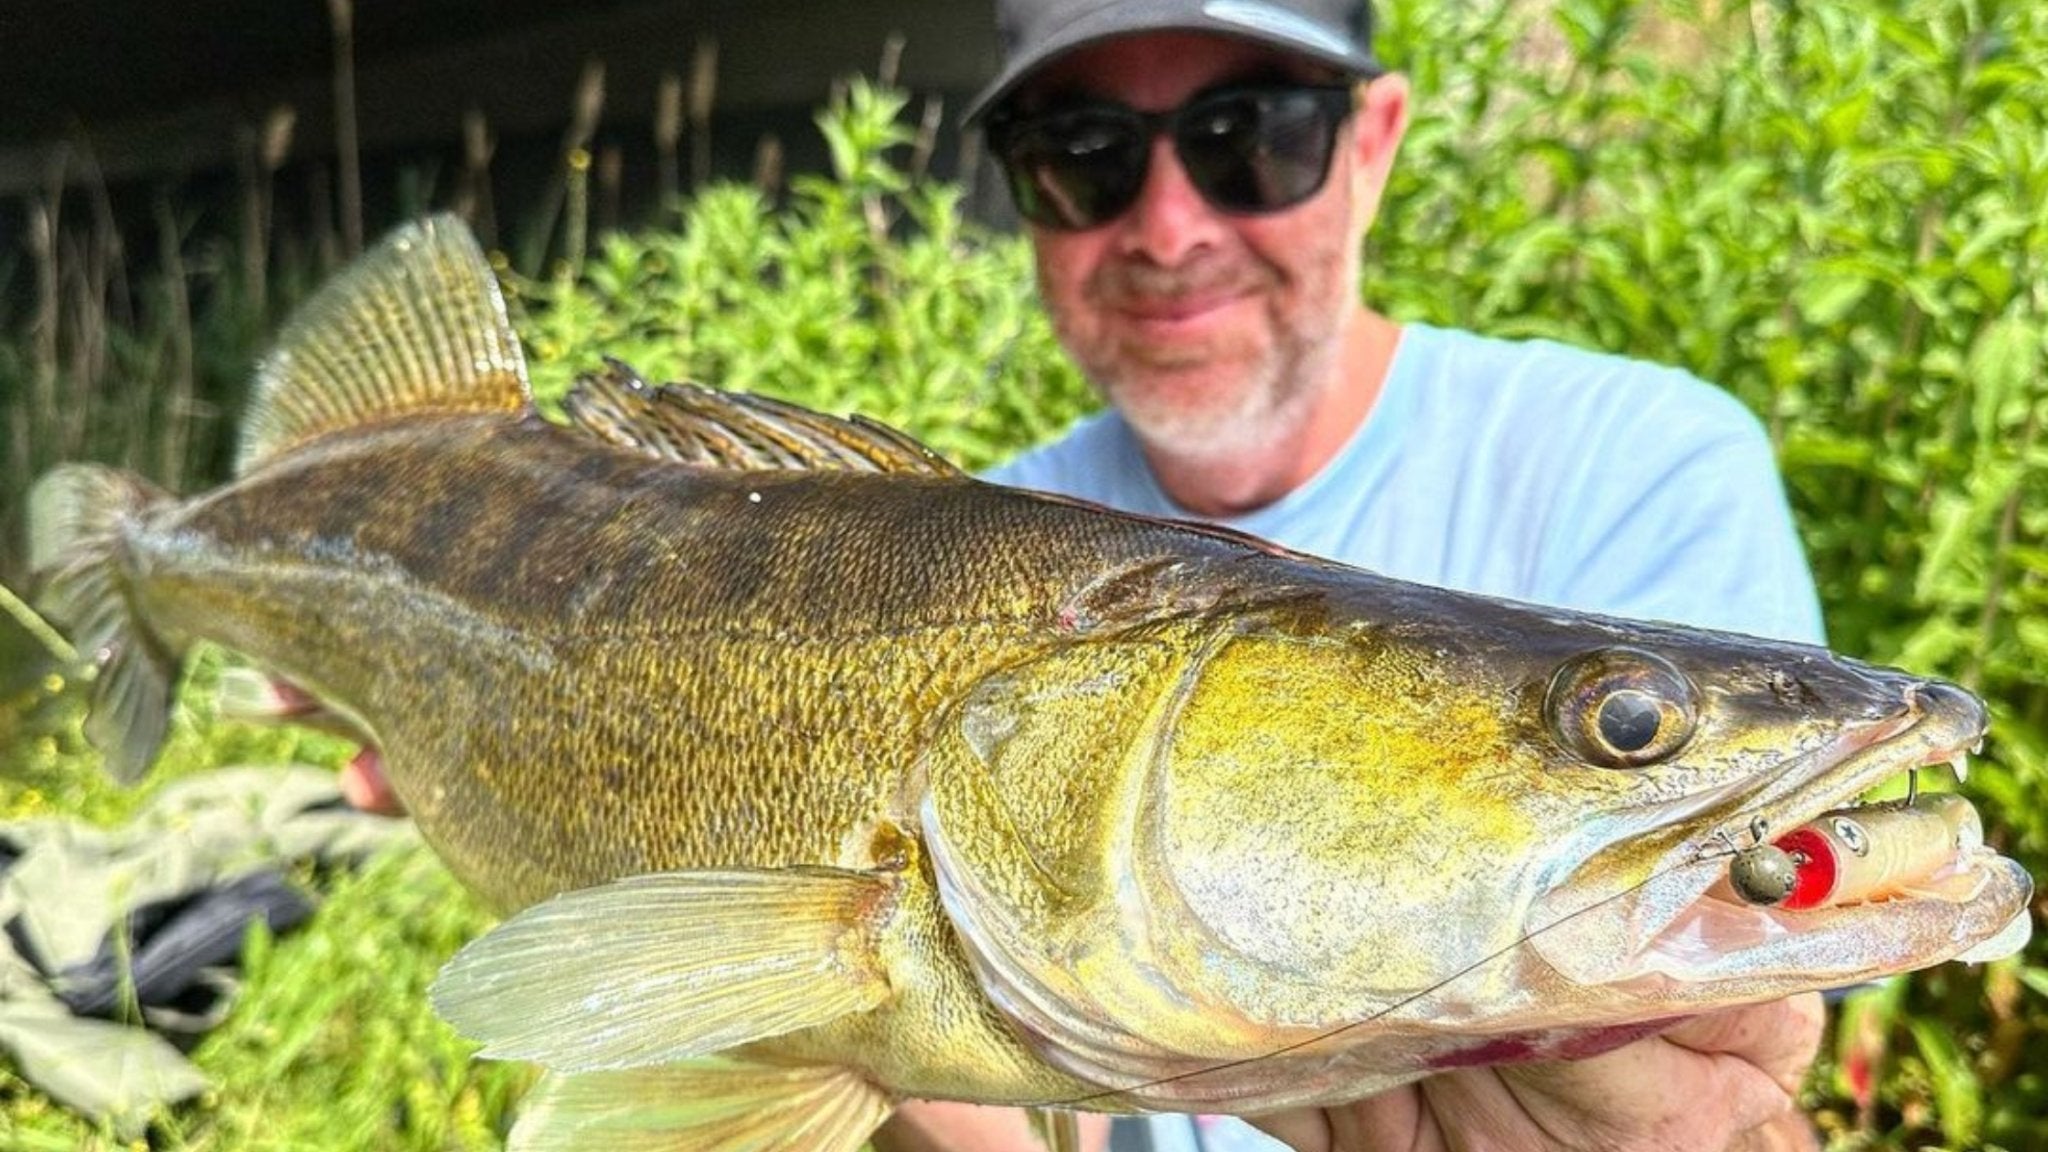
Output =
[
  {"x1": 1906, "y1": 1017, "x2": 1985, "y2": 1146},
  {"x1": 1968, "y1": 315, "x2": 2042, "y2": 446},
  {"x1": 1820, "y1": 89, "x2": 1873, "y2": 150},
  {"x1": 1952, "y1": 214, "x2": 2034, "y2": 271},
  {"x1": 1914, "y1": 490, "x2": 1978, "y2": 605},
  {"x1": 2017, "y1": 617, "x2": 2048, "y2": 660},
  {"x1": 1894, "y1": 617, "x2": 1976, "y2": 674},
  {"x1": 1792, "y1": 271, "x2": 1870, "y2": 327},
  {"x1": 2022, "y1": 967, "x2": 2048, "y2": 1002}
]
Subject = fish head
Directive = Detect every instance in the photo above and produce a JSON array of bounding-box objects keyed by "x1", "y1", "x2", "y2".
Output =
[{"x1": 920, "y1": 568, "x2": 2030, "y2": 1109}]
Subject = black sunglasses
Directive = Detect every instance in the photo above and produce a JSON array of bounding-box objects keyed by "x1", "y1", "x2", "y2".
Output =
[{"x1": 986, "y1": 83, "x2": 1356, "y2": 231}]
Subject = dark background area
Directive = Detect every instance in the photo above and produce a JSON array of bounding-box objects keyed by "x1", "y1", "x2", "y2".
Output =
[
  {"x1": 0, "y1": 0, "x2": 1008, "y2": 256},
  {"x1": 0, "y1": 0, "x2": 1020, "y2": 592}
]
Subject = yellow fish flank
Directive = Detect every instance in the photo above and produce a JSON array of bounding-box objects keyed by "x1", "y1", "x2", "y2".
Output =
[{"x1": 29, "y1": 217, "x2": 2032, "y2": 1150}]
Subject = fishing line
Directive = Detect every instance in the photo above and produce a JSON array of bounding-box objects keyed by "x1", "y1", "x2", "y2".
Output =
[{"x1": 1039, "y1": 829, "x2": 1750, "y2": 1110}]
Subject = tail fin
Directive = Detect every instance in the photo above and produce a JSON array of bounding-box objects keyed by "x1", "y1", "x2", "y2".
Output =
[{"x1": 29, "y1": 464, "x2": 182, "y2": 783}]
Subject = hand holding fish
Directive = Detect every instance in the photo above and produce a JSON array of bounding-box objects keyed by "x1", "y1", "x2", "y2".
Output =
[
  {"x1": 1253, "y1": 994, "x2": 1822, "y2": 1152},
  {"x1": 882, "y1": 996, "x2": 1820, "y2": 1152}
]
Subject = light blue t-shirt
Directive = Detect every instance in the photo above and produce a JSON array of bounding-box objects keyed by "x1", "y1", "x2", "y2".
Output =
[
  {"x1": 983, "y1": 323, "x2": 1824, "y2": 1152},
  {"x1": 988, "y1": 322, "x2": 1824, "y2": 644}
]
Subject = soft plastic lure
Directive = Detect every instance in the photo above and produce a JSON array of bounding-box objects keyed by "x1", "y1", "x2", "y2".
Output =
[{"x1": 1728, "y1": 792, "x2": 1982, "y2": 910}]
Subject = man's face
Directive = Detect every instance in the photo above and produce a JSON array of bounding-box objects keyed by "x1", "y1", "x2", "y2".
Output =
[{"x1": 1014, "y1": 33, "x2": 1407, "y2": 463}]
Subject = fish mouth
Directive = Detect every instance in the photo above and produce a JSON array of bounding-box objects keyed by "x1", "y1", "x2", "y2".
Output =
[{"x1": 1533, "y1": 680, "x2": 2033, "y2": 992}]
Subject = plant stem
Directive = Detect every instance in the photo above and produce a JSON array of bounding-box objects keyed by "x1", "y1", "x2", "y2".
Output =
[
  {"x1": 329, "y1": 0, "x2": 363, "y2": 258},
  {"x1": 0, "y1": 581, "x2": 77, "y2": 664}
]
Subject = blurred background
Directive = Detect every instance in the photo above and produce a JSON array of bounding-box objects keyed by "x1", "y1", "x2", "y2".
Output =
[
  {"x1": 0, "y1": 0, "x2": 1013, "y2": 584},
  {"x1": 1, "y1": 0, "x2": 2044, "y2": 1148}
]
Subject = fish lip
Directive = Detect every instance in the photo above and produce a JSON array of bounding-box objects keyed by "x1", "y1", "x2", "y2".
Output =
[
  {"x1": 1620, "y1": 845, "x2": 2034, "y2": 993},
  {"x1": 1531, "y1": 679, "x2": 1995, "y2": 981},
  {"x1": 1676, "y1": 678, "x2": 1987, "y2": 901},
  {"x1": 1711, "y1": 680, "x2": 1987, "y2": 847}
]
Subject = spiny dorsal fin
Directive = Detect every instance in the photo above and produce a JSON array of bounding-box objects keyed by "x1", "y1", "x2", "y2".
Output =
[
  {"x1": 563, "y1": 358, "x2": 961, "y2": 477},
  {"x1": 237, "y1": 214, "x2": 529, "y2": 474}
]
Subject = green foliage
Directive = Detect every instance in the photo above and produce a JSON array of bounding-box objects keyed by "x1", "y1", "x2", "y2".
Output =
[
  {"x1": 0, "y1": 650, "x2": 517, "y2": 1151},
  {"x1": 0, "y1": 841, "x2": 519, "y2": 1151},
  {"x1": 513, "y1": 78, "x2": 1094, "y2": 471},
  {"x1": 1365, "y1": 0, "x2": 2048, "y2": 1145},
  {"x1": 168, "y1": 847, "x2": 523, "y2": 1152},
  {"x1": 3, "y1": 0, "x2": 2045, "y2": 1148}
]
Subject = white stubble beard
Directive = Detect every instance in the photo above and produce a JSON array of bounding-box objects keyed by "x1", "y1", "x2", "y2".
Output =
[{"x1": 1085, "y1": 239, "x2": 1360, "y2": 495}]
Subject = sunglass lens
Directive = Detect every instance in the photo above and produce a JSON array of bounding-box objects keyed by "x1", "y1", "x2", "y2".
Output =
[
  {"x1": 1000, "y1": 112, "x2": 1147, "y2": 229},
  {"x1": 1178, "y1": 90, "x2": 1341, "y2": 214}
]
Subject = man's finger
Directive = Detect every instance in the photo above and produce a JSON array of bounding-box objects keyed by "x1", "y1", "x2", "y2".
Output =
[
  {"x1": 340, "y1": 747, "x2": 405, "y2": 816},
  {"x1": 1661, "y1": 994, "x2": 1825, "y2": 1096}
]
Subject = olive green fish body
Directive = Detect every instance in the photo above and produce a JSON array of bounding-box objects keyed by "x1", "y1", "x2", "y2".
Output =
[
  {"x1": 142, "y1": 411, "x2": 1280, "y2": 902},
  {"x1": 70, "y1": 385, "x2": 1312, "y2": 1105},
  {"x1": 31, "y1": 218, "x2": 2033, "y2": 1145}
]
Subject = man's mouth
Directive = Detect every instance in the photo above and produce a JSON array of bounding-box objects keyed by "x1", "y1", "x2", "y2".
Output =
[{"x1": 1115, "y1": 291, "x2": 1245, "y2": 327}]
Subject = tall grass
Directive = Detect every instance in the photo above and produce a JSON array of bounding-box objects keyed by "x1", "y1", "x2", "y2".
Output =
[{"x1": 1, "y1": 0, "x2": 2043, "y2": 1147}]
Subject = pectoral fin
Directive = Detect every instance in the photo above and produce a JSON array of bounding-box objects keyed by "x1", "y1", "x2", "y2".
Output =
[
  {"x1": 432, "y1": 867, "x2": 897, "y2": 1072},
  {"x1": 509, "y1": 1056, "x2": 891, "y2": 1152}
]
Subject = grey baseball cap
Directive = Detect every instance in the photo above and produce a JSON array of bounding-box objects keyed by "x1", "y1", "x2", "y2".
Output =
[{"x1": 965, "y1": 0, "x2": 1382, "y2": 124}]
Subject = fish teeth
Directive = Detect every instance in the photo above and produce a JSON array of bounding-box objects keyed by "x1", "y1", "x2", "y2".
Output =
[{"x1": 1949, "y1": 752, "x2": 1970, "y2": 784}]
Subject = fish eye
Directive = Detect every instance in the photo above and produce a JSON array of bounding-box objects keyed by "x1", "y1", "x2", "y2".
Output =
[
  {"x1": 1545, "y1": 647, "x2": 1700, "y2": 768},
  {"x1": 1597, "y1": 689, "x2": 1663, "y2": 752}
]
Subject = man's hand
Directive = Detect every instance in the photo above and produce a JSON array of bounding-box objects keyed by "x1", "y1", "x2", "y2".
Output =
[
  {"x1": 341, "y1": 711, "x2": 1819, "y2": 1152},
  {"x1": 1252, "y1": 995, "x2": 1824, "y2": 1152},
  {"x1": 340, "y1": 747, "x2": 405, "y2": 815}
]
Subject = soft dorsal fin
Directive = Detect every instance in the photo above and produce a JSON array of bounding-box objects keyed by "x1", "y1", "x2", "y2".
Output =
[
  {"x1": 237, "y1": 214, "x2": 530, "y2": 474},
  {"x1": 563, "y1": 358, "x2": 961, "y2": 477}
]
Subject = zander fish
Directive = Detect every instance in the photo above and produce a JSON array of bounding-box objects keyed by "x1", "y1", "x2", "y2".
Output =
[{"x1": 29, "y1": 217, "x2": 2032, "y2": 1150}]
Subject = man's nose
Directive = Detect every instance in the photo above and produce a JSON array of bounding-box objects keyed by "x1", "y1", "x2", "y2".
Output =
[{"x1": 1114, "y1": 135, "x2": 1225, "y2": 265}]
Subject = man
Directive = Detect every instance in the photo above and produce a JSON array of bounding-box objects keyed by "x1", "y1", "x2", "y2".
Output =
[{"x1": 879, "y1": 0, "x2": 1827, "y2": 1149}]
